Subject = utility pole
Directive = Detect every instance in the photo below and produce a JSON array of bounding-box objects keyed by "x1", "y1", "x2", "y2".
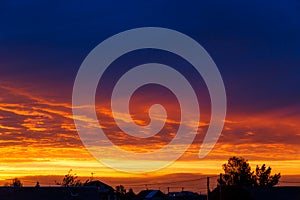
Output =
[
  {"x1": 219, "y1": 173, "x2": 222, "y2": 200},
  {"x1": 207, "y1": 177, "x2": 210, "y2": 200},
  {"x1": 167, "y1": 187, "x2": 170, "y2": 194}
]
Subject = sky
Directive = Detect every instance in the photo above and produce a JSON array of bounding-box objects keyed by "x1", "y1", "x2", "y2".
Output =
[{"x1": 0, "y1": 0, "x2": 300, "y2": 192}]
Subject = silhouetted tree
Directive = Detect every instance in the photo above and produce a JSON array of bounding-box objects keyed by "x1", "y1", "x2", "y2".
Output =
[
  {"x1": 11, "y1": 178, "x2": 23, "y2": 187},
  {"x1": 218, "y1": 156, "x2": 255, "y2": 187},
  {"x1": 59, "y1": 169, "x2": 83, "y2": 187},
  {"x1": 254, "y1": 164, "x2": 281, "y2": 187},
  {"x1": 116, "y1": 185, "x2": 126, "y2": 200},
  {"x1": 116, "y1": 185, "x2": 126, "y2": 194},
  {"x1": 218, "y1": 156, "x2": 280, "y2": 188},
  {"x1": 125, "y1": 188, "x2": 135, "y2": 200},
  {"x1": 35, "y1": 181, "x2": 40, "y2": 188}
]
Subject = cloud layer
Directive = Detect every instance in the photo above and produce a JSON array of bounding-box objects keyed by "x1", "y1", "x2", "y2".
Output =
[{"x1": 0, "y1": 81, "x2": 299, "y2": 178}]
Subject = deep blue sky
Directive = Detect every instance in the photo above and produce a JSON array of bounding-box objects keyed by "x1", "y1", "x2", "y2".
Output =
[{"x1": 1, "y1": 0, "x2": 299, "y2": 113}]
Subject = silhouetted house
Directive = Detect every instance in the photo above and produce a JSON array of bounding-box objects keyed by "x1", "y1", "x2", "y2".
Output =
[
  {"x1": 84, "y1": 180, "x2": 115, "y2": 200},
  {"x1": 135, "y1": 190, "x2": 166, "y2": 200},
  {"x1": 168, "y1": 191, "x2": 206, "y2": 200},
  {"x1": 0, "y1": 180, "x2": 116, "y2": 200},
  {"x1": 0, "y1": 186, "x2": 98, "y2": 200},
  {"x1": 85, "y1": 180, "x2": 114, "y2": 192}
]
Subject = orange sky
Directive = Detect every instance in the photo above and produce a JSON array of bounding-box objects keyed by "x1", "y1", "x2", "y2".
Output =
[{"x1": 0, "y1": 81, "x2": 300, "y2": 190}]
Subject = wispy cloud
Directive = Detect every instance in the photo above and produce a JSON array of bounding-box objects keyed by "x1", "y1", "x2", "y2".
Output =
[{"x1": 0, "y1": 81, "x2": 300, "y2": 178}]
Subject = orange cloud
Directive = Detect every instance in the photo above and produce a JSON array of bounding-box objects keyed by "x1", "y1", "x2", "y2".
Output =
[{"x1": 0, "y1": 81, "x2": 300, "y2": 183}]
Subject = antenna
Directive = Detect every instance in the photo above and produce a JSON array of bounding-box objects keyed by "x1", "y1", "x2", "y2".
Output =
[{"x1": 91, "y1": 172, "x2": 94, "y2": 181}]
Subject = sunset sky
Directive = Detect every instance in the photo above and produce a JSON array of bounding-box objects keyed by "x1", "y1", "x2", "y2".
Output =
[{"x1": 0, "y1": 0, "x2": 300, "y2": 192}]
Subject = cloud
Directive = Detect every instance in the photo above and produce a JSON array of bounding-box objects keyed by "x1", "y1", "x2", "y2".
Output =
[
  {"x1": 0, "y1": 79, "x2": 300, "y2": 178},
  {"x1": 1, "y1": 82, "x2": 300, "y2": 158},
  {"x1": 0, "y1": 85, "x2": 81, "y2": 149}
]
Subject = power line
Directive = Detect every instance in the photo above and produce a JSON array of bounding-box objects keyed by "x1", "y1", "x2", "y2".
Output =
[
  {"x1": 123, "y1": 175, "x2": 219, "y2": 188},
  {"x1": 125, "y1": 176, "x2": 218, "y2": 187}
]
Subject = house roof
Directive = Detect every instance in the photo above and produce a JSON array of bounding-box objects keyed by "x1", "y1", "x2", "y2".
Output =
[
  {"x1": 84, "y1": 180, "x2": 113, "y2": 190},
  {"x1": 83, "y1": 180, "x2": 115, "y2": 193},
  {"x1": 135, "y1": 190, "x2": 165, "y2": 200},
  {"x1": 146, "y1": 190, "x2": 160, "y2": 198}
]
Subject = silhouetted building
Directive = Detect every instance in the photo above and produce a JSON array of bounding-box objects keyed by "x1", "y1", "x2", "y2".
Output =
[
  {"x1": 84, "y1": 180, "x2": 115, "y2": 200},
  {"x1": 210, "y1": 186, "x2": 300, "y2": 200},
  {"x1": 168, "y1": 191, "x2": 206, "y2": 200},
  {"x1": 0, "y1": 186, "x2": 98, "y2": 200},
  {"x1": 0, "y1": 180, "x2": 115, "y2": 200},
  {"x1": 135, "y1": 190, "x2": 166, "y2": 200},
  {"x1": 245, "y1": 186, "x2": 300, "y2": 200}
]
